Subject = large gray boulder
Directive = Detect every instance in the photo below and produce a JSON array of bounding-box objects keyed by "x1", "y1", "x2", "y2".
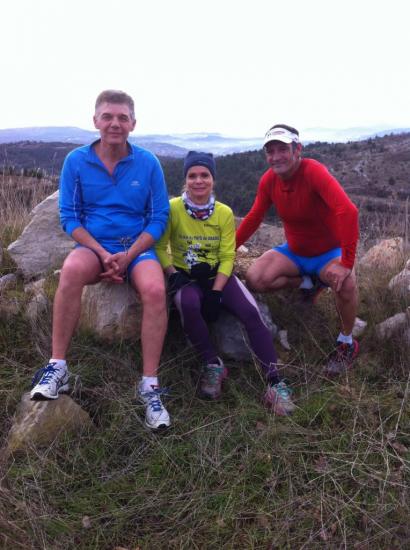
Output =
[
  {"x1": 235, "y1": 217, "x2": 284, "y2": 249},
  {"x1": 375, "y1": 308, "x2": 410, "y2": 339},
  {"x1": 80, "y1": 281, "x2": 142, "y2": 342},
  {"x1": 388, "y1": 259, "x2": 410, "y2": 295},
  {"x1": 7, "y1": 191, "x2": 74, "y2": 280},
  {"x1": 211, "y1": 298, "x2": 277, "y2": 361},
  {"x1": 359, "y1": 237, "x2": 404, "y2": 272}
]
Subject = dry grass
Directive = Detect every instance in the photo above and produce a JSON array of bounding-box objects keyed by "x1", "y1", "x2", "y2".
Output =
[
  {"x1": 0, "y1": 173, "x2": 56, "y2": 247},
  {"x1": 0, "y1": 178, "x2": 409, "y2": 549}
]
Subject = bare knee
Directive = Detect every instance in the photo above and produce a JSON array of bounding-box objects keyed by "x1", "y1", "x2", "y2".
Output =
[
  {"x1": 337, "y1": 274, "x2": 358, "y2": 302},
  {"x1": 139, "y1": 281, "x2": 166, "y2": 310},
  {"x1": 59, "y1": 262, "x2": 94, "y2": 292},
  {"x1": 59, "y1": 250, "x2": 101, "y2": 287},
  {"x1": 246, "y1": 267, "x2": 269, "y2": 292}
]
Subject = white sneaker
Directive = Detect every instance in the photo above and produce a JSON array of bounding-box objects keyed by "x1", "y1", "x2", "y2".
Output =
[
  {"x1": 30, "y1": 362, "x2": 69, "y2": 400},
  {"x1": 138, "y1": 383, "x2": 170, "y2": 430}
]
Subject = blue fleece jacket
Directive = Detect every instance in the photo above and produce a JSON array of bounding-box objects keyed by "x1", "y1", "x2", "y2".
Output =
[{"x1": 59, "y1": 141, "x2": 169, "y2": 247}]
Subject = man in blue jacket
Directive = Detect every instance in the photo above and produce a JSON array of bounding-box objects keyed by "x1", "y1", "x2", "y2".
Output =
[{"x1": 30, "y1": 90, "x2": 171, "y2": 430}]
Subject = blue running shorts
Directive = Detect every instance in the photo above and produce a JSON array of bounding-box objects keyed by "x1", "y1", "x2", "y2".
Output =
[{"x1": 273, "y1": 243, "x2": 341, "y2": 277}]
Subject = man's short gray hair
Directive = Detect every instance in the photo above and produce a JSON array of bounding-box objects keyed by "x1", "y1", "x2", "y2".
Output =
[{"x1": 95, "y1": 90, "x2": 135, "y2": 121}]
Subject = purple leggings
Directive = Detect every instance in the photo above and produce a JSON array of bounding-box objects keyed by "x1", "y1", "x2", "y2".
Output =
[{"x1": 174, "y1": 275, "x2": 280, "y2": 383}]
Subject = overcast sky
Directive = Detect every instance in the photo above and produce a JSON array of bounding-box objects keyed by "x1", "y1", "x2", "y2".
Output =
[{"x1": 1, "y1": 0, "x2": 409, "y2": 138}]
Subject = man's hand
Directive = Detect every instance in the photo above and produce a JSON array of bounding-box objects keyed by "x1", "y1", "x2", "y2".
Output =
[
  {"x1": 324, "y1": 262, "x2": 351, "y2": 292},
  {"x1": 100, "y1": 251, "x2": 130, "y2": 283}
]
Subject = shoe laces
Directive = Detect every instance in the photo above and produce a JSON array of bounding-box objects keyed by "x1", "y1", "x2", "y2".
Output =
[
  {"x1": 333, "y1": 342, "x2": 353, "y2": 361},
  {"x1": 272, "y1": 381, "x2": 292, "y2": 400},
  {"x1": 204, "y1": 364, "x2": 224, "y2": 386},
  {"x1": 142, "y1": 387, "x2": 169, "y2": 413},
  {"x1": 32, "y1": 363, "x2": 61, "y2": 387}
]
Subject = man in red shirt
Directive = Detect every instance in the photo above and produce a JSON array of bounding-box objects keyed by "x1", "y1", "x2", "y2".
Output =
[{"x1": 236, "y1": 124, "x2": 359, "y2": 374}]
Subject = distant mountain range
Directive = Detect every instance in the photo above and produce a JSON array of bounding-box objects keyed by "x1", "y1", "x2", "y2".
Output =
[{"x1": 0, "y1": 125, "x2": 409, "y2": 157}]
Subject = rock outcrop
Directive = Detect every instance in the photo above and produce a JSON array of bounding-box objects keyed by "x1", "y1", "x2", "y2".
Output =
[
  {"x1": 234, "y1": 218, "x2": 284, "y2": 249},
  {"x1": 211, "y1": 299, "x2": 277, "y2": 361},
  {"x1": 2, "y1": 393, "x2": 93, "y2": 458},
  {"x1": 24, "y1": 278, "x2": 49, "y2": 322},
  {"x1": 0, "y1": 297, "x2": 20, "y2": 319},
  {"x1": 7, "y1": 191, "x2": 74, "y2": 280},
  {"x1": 388, "y1": 259, "x2": 410, "y2": 295},
  {"x1": 359, "y1": 237, "x2": 405, "y2": 272},
  {"x1": 0, "y1": 274, "x2": 17, "y2": 293},
  {"x1": 80, "y1": 282, "x2": 142, "y2": 342},
  {"x1": 375, "y1": 307, "x2": 410, "y2": 341}
]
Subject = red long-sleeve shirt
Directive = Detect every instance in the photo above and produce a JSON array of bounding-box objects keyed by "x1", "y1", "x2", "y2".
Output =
[{"x1": 236, "y1": 159, "x2": 359, "y2": 269}]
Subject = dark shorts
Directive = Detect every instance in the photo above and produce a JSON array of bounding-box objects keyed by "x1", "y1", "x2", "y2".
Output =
[{"x1": 273, "y1": 243, "x2": 341, "y2": 277}]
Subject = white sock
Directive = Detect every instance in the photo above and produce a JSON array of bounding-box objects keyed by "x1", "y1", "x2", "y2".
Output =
[
  {"x1": 299, "y1": 275, "x2": 313, "y2": 290},
  {"x1": 49, "y1": 358, "x2": 67, "y2": 370},
  {"x1": 337, "y1": 333, "x2": 353, "y2": 345},
  {"x1": 141, "y1": 376, "x2": 159, "y2": 391}
]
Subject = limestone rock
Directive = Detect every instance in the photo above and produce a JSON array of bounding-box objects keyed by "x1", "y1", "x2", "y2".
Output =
[
  {"x1": 235, "y1": 217, "x2": 284, "y2": 249},
  {"x1": 211, "y1": 298, "x2": 277, "y2": 361},
  {"x1": 375, "y1": 308, "x2": 410, "y2": 339},
  {"x1": 80, "y1": 281, "x2": 142, "y2": 341},
  {"x1": 3, "y1": 393, "x2": 93, "y2": 457},
  {"x1": 0, "y1": 297, "x2": 20, "y2": 318},
  {"x1": 24, "y1": 279, "x2": 49, "y2": 322},
  {"x1": 388, "y1": 259, "x2": 410, "y2": 294},
  {"x1": 359, "y1": 237, "x2": 404, "y2": 272},
  {"x1": 0, "y1": 273, "x2": 17, "y2": 293},
  {"x1": 0, "y1": 243, "x2": 3, "y2": 268},
  {"x1": 278, "y1": 329, "x2": 291, "y2": 350},
  {"x1": 403, "y1": 327, "x2": 410, "y2": 347},
  {"x1": 352, "y1": 317, "x2": 367, "y2": 337},
  {"x1": 7, "y1": 191, "x2": 74, "y2": 280}
]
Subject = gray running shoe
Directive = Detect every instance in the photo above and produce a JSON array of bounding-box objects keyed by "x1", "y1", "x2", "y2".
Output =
[
  {"x1": 263, "y1": 381, "x2": 295, "y2": 416},
  {"x1": 30, "y1": 362, "x2": 69, "y2": 400},
  {"x1": 138, "y1": 384, "x2": 171, "y2": 430},
  {"x1": 324, "y1": 340, "x2": 359, "y2": 376},
  {"x1": 200, "y1": 358, "x2": 228, "y2": 400}
]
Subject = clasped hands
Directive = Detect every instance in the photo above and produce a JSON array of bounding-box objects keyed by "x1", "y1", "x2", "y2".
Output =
[{"x1": 99, "y1": 251, "x2": 130, "y2": 284}]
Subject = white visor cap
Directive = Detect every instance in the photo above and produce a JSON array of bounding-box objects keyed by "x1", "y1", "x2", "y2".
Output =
[{"x1": 263, "y1": 127, "x2": 299, "y2": 147}]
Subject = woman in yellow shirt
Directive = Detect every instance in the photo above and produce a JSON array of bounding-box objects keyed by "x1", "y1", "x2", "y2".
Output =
[{"x1": 156, "y1": 151, "x2": 294, "y2": 415}]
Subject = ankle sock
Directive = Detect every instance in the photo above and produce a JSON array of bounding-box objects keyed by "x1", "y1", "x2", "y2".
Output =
[
  {"x1": 49, "y1": 358, "x2": 67, "y2": 369},
  {"x1": 141, "y1": 376, "x2": 159, "y2": 392},
  {"x1": 337, "y1": 333, "x2": 353, "y2": 345},
  {"x1": 299, "y1": 275, "x2": 313, "y2": 290}
]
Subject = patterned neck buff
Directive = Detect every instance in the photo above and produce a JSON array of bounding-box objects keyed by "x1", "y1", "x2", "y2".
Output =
[{"x1": 182, "y1": 191, "x2": 216, "y2": 220}]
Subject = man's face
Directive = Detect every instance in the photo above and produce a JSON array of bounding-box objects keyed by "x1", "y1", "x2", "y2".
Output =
[
  {"x1": 264, "y1": 140, "x2": 301, "y2": 179},
  {"x1": 93, "y1": 102, "x2": 136, "y2": 145}
]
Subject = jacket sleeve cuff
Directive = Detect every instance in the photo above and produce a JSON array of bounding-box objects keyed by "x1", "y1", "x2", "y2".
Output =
[{"x1": 64, "y1": 220, "x2": 82, "y2": 236}]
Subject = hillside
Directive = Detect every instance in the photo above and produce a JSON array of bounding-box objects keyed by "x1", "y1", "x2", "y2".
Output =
[
  {"x1": 1, "y1": 133, "x2": 409, "y2": 240},
  {"x1": 163, "y1": 133, "x2": 410, "y2": 241}
]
